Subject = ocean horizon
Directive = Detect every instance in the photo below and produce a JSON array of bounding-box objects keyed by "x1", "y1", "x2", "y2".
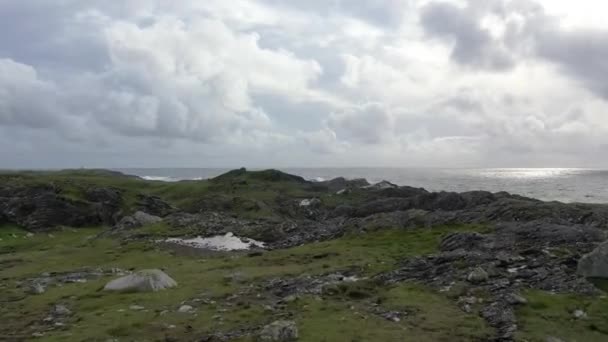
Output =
[{"x1": 109, "y1": 167, "x2": 608, "y2": 204}]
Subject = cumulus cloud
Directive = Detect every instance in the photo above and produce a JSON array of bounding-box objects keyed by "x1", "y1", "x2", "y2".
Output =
[
  {"x1": 1, "y1": 0, "x2": 608, "y2": 168},
  {"x1": 419, "y1": 0, "x2": 519, "y2": 70},
  {"x1": 327, "y1": 103, "x2": 394, "y2": 144}
]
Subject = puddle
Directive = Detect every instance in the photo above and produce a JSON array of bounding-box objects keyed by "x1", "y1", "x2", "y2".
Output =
[{"x1": 164, "y1": 233, "x2": 265, "y2": 251}]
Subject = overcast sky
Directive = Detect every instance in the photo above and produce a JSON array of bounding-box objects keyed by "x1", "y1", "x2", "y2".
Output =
[{"x1": 1, "y1": 0, "x2": 607, "y2": 168}]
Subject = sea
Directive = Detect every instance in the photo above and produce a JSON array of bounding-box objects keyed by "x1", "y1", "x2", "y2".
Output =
[{"x1": 113, "y1": 168, "x2": 608, "y2": 204}]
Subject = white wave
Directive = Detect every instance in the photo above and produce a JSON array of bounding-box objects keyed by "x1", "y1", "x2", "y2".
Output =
[
  {"x1": 142, "y1": 176, "x2": 179, "y2": 182},
  {"x1": 311, "y1": 177, "x2": 325, "y2": 182}
]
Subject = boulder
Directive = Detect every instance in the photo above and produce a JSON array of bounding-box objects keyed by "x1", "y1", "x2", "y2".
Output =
[
  {"x1": 366, "y1": 180, "x2": 398, "y2": 190},
  {"x1": 52, "y1": 304, "x2": 72, "y2": 316},
  {"x1": 467, "y1": 267, "x2": 489, "y2": 284},
  {"x1": 258, "y1": 320, "x2": 298, "y2": 341},
  {"x1": 103, "y1": 269, "x2": 177, "y2": 292},
  {"x1": 115, "y1": 211, "x2": 162, "y2": 229},
  {"x1": 178, "y1": 305, "x2": 194, "y2": 313},
  {"x1": 577, "y1": 240, "x2": 608, "y2": 278},
  {"x1": 135, "y1": 194, "x2": 174, "y2": 217}
]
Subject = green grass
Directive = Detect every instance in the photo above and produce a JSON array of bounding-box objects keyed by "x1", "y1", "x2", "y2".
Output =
[
  {"x1": 0, "y1": 224, "x2": 493, "y2": 340},
  {"x1": 0, "y1": 169, "x2": 321, "y2": 219},
  {"x1": 293, "y1": 282, "x2": 491, "y2": 342},
  {"x1": 516, "y1": 290, "x2": 608, "y2": 342}
]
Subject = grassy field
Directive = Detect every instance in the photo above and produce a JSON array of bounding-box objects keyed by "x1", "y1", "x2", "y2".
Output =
[
  {"x1": 2, "y1": 170, "x2": 607, "y2": 341},
  {"x1": 1, "y1": 224, "x2": 495, "y2": 341},
  {"x1": 2, "y1": 223, "x2": 605, "y2": 341}
]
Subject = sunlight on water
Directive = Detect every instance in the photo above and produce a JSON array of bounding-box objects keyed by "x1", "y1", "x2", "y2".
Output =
[{"x1": 473, "y1": 168, "x2": 587, "y2": 179}]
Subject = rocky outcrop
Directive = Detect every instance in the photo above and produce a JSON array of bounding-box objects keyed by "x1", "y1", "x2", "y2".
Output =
[
  {"x1": 315, "y1": 177, "x2": 370, "y2": 192},
  {"x1": 84, "y1": 187, "x2": 124, "y2": 224},
  {"x1": 0, "y1": 185, "x2": 111, "y2": 231},
  {"x1": 258, "y1": 320, "x2": 298, "y2": 341},
  {"x1": 135, "y1": 194, "x2": 174, "y2": 217},
  {"x1": 103, "y1": 269, "x2": 177, "y2": 292},
  {"x1": 115, "y1": 211, "x2": 162, "y2": 229},
  {"x1": 375, "y1": 220, "x2": 605, "y2": 341},
  {"x1": 213, "y1": 168, "x2": 307, "y2": 184},
  {"x1": 578, "y1": 240, "x2": 608, "y2": 278}
]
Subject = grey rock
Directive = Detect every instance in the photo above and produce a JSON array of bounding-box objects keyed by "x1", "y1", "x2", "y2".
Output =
[
  {"x1": 366, "y1": 180, "x2": 398, "y2": 190},
  {"x1": 506, "y1": 293, "x2": 528, "y2": 305},
  {"x1": 29, "y1": 283, "x2": 46, "y2": 295},
  {"x1": 135, "y1": 193, "x2": 174, "y2": 217},
  {"x1": 178, "y1": 305, "x2": 194, "y2": 313},
  {"x1": 440, "y1": 232, "x2": 485, "y2": 252},
  {"x1": 115, "y1": 211, "x2": 162, "y2": 229},
  {"x1": 573, "y1": 309, "x2": 587, "y2": 319},
  {"x1": 467, "y1": 267, "x2": 489, "y2": 284},
  {"x1": 103, "y1": 269, "x2": 177, "y2": 292},
  {"x1": 52, "y1": 304, "x2": 71, "y2": 316},
  {"x1": 577, "y1": 240, "x2": 608, "y2": 278},
  {"x1": 258, "y1": 320, "x2": 298, "y2": 341}
]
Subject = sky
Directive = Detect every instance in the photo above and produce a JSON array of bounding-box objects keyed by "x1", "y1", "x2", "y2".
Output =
[{"x1": 1, "y1": 0, "x2": 608, "y2": 168}]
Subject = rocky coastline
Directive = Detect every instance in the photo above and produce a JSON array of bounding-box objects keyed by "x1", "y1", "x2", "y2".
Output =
[{"x1": 2, "y1": 168, "x2": 608, "y2": 341}]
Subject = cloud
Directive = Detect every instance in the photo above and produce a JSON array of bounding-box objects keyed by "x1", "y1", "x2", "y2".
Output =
[
  {"x1": 534, "y1": 28, "x2": 608, "y2": 100},
  {"x1": 1, "y1": 0, "x2": 608, "y2": 168},
  {"x1": 419, "y1": 0, "x2": 517, "y2": 70},
  {"x1": 0, "y1": 10, "x2": 323, "y2": 146},
  {"x1": 327, "y1": 103, "x2": 394, "y2": 144}
]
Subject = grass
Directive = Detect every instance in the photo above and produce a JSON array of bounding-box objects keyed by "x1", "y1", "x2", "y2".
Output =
[
  {"x1": 293, "y1": 282, "x2": 491, "y2": 342},
  {"x1": 0, "y1": 224, "x2": 493, "y2": 341},
  {"x1": 516, "y1": 290, "x2": 608, "y2": 342},
  {"x1": 0, "y1": 168, "x2": 320, "y2": 219}
]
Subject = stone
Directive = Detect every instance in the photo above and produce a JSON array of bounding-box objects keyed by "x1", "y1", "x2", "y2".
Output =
[
  {"x1": 283, "y1": 295, "x2": 298, "y2": 303},
  {"x1": 135, "y1": 194, "x2": 174, "y2": 217},
  {"x1": 258, "y1": 320, "x2": 298, "y2": 341},
  {"x1": 545, "y1": 337, "x2": 566, "y2": 342},
  {"x1": 299, "y1": 198, "x2": 321, "y2": 207},
  {"x1": 467, "y1": 267, "x2": 489, "y2": 284},
  {"x1": 366, "y1": 180, "x2": 398, "y2": 190},
  {"x1": 577, "y1": 240, "x2": 608, "y2": 278},
  {"x1": 29, "y1": 283, "x2": 46, "y2": 295},
  {"x1": 506, "y1": 293, "x2": 528, "y2": 305},
  {"x1": 0, "y1": 184, "x2": 125, "y2": 231},
  {"x1": 52, "y1": 304, "x2": 71, "y2": 316},
  {"x1": 129, "y1": 305, "x2": 145, "y2": 311},
  {"x1": 178, "y1": 305, "x2": 194, "y2": 313},
  {"x1": 116, "y1": 211, "x2": 162, "y2": 229},
  {"x1": 573, "y1": 309, "x2": 587, "y2": 319},
  {"x1": 103, "y1": 269, "x2": 177, "y2": 292}
]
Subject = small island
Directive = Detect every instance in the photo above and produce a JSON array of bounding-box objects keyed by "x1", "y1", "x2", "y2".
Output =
[{"x1": 1, "y1": 168, "x2": 608, "y2": 341}]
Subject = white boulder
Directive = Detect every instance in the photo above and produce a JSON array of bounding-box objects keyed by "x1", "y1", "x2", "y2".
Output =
[{"x1": 103, "y1": 269, "x2": 177, "y2": 292}]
